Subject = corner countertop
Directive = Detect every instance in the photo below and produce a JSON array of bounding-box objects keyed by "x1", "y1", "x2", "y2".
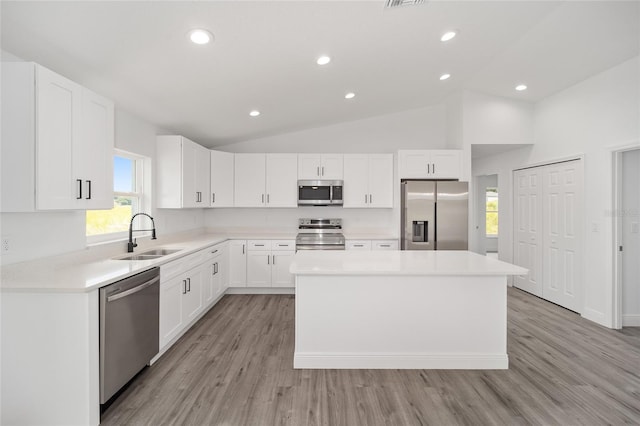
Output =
[{"x1": 290, "y1": 250, "x2": 528, "y2": 276}]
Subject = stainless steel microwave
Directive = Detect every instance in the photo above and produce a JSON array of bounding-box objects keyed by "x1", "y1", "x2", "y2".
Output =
[{"x1": 297, "y1": 180, "x2": 343, "y2": 206}]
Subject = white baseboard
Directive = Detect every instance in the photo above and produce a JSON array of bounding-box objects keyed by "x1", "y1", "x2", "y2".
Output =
[
  {"x1": 622, "y1": 314, "x2": 640, "y2": 327},
  {"x1": 226, "y1": 287, "x2": 295, "y2": 295},
  {"x1": 294, "y1": 352, "x2": 508, "y2": 370}
]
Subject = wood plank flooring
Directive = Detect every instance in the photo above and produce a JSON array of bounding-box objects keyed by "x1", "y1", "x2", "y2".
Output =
[{"x1": 101, "y1": 288, "x2": 640, "y2": 425}]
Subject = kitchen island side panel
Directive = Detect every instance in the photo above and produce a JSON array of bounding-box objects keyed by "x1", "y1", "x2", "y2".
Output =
[
  {"x1": 294, "y1": 274, "x2": 507, "y2": 369},
  {"x1": 1, "y1": 290, "x2": 99, "y2": 426}
]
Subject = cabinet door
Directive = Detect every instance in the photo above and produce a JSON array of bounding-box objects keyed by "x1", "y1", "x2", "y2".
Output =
[
  {"x1": 234, "y1": 154, "x2": 266, "y2": 207},
  {"x1": 320, "y1": 154, "x2": 343, "y2": 179},
  {"x1": 36, "y1": 65, "x2": 83, "y2": 210},
  {"x1": 265, "y1": 154, "x2": 297, "y2": 207},
  {"x1": 430, "y1": 150, "x2": 461, "y2": 179},
  {"x1": 181, "y1": 138, "x2": 199, "y2": 208},
  {"x1": 272, "y1": 251, "x2": 295, "y2": 287},
  {"x1": 346, "y1": 240, "x2": 372, "y2": 250},
  {"x1": 220, "y1": 243, "x2": 230, "y2": 292},
  {"x1": 183, "y1": 266, "x2": 204, "y2": 322},
  {"x1": 398, "y1": 150, "x2": 430, "y2": 179},
  {"x1": 247, "y1": 252, "x2": 271, "y2": 287},
  {"x1": 210, "y1": 150, "x2": 234, "y2": 207},
  {"x1": 80, "y1": 89, "x2": 114, "y2": 210},
  {"x1": 212, "y1": 258, "x2": 223, "y2": 299},
  {"x1": 372, "y1": 240, "x2": 399, "y2": 250},
  {"x1": 159, "y1": 274, "x2": 186, "y2": 349},
  {"x1": 368, "y1": 154, "x2": 393, "y2": 208},
  {"x1": 195, "y1": 144, "x2": 211, "y2": 207},
  {"x1": 229, "y1": 240, "x2": 247, "y2": 287},
  {"x1": 298, "y1": 154, "x2": 321, "y2": 179},
  {"x1": 203, "y1": 263, "x2": 214, "y2": 305},
  {"x1": 343, "y1": 154, "x2": 369, "y2": 208}
]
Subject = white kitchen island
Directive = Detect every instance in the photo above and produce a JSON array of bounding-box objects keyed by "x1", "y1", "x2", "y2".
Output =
[{"x1": 290, "y1": 250, "x2": 527, "y2": 370}]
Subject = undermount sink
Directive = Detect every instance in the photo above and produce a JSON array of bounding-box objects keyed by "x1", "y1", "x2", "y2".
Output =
[{"x1": 115, "y1": 248, "x2": 183, "y2": 261}]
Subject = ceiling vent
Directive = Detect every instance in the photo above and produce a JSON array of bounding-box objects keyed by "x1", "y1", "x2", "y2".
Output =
[{"x1": 385, "y1": 0, "x2": 426, "y2": 8}]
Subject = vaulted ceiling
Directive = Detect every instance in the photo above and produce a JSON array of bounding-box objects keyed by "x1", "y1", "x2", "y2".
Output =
[{"x1": 2, "y1": 1, "x2": 638, "y2": 147}]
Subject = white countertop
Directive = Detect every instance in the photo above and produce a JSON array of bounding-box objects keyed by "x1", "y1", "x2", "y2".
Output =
[{"x1": 290, "y1": 250, "x2": 528, "y2": 276}]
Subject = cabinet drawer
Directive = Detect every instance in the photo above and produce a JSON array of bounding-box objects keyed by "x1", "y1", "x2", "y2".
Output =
[
  {"x1": 207, "y1": 243, "x2": 224, "y2": 260},
  {"x1": 271, "y1": 240, "x2": 295, "y2": 250},
  {"x1": 372, "y1": 240, "x2": 398, "y2": 250},
  {"x1": 346, "y1": 240, "x2": 372, "y2": 250},
  {"x1": 247, "y1": 240, "x2": 270, "y2": 251}
]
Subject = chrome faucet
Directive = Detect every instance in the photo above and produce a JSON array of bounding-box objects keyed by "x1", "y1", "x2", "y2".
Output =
[{"x1": 128, "y1": 213, "x2": 157, "y2": 253}]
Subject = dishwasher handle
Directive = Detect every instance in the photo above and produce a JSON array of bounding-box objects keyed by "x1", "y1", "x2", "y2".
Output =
[{"x1": 106, "y1": 276, "x2": 160, "y2": 303}]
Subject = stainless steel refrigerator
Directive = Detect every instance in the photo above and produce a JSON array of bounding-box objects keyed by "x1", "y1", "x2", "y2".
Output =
[{"x1": 401, "y1": 180, "x2": 469, "y2": 250}]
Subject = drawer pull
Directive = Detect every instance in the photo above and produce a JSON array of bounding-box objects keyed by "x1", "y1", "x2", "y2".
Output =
[{"x1": 211, "y1": 249, "x2": 218, "y2": 254}]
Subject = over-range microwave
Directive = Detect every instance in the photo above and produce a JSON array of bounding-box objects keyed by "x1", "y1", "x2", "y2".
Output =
[{"x1": 298, "y1": 180, "x2": 343, "y2": 206}]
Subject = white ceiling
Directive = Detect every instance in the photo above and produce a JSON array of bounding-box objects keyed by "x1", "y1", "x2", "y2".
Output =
[{"x1": 2, "y1": 1, "x2": 639, "y2": 148}]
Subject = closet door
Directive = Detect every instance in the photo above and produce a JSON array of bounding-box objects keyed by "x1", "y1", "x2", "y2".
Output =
[
  {"x1": 542, "y1": 160, "x2": 583, "y2": 312},
  {"x1": 513, "y1": 168, "x2": 543, "y2": 296}
]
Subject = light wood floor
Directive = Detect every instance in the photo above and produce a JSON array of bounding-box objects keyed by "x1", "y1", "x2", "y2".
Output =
[{"x1": 101, "y1": 288, "x2": 640, "y2": 425}]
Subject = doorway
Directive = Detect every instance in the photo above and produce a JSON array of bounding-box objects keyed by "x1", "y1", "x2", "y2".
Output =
[{"x1": 616, "y1": 148, "x2": 640, "y2": 328}]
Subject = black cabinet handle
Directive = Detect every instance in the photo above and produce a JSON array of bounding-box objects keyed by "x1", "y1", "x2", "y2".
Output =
[
  {"x1": 76, "y1": 179, "x2": 82, "y2": 199},
  {"x1": 85, "y1": 180, "x2": 92, "y2": 200},
  {"x1": 212, "y1": 193, "x2": 215, "y2": 204},
  {"x1": 187, "y1": 277, "x2": 191, "y2": 292},
  {"x1": 182, "y1": 280, "x2": 187, "y2": 294}
]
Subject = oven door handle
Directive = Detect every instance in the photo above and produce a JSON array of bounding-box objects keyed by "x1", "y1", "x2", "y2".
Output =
[
  {"x1": 106, "y1": 276, "x2": 160, "y2": 302},
  {"x1": 295, "y1": 244, "x2": 346, "y2": 251}
]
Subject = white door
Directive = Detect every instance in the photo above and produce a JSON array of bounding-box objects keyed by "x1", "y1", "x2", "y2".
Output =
[
  {"x1": 210, "y1": 150, "x2": 234, "y2": 207},
  {"x1": 320, "y1": 154, "x2": 343, "y2": 179},
  {"x1": 430, "y1": 150, "x2": 461, "y2": 179},
  {"x1": 265, "y1": 154, "x2": 297, "y2": 207},
  {"x1": 271, "y1": 251, "x2": 295, "y2": 287},
  {"x1": 194, "y1": 143, "x2": 211, "y2": 207},
  {"x1": 247, "y1": 252, "x2": 271, "y2": 287},
  {"x1": 183, "y1": 266, "x2": 204, "y2": 322},
  {"x1": 181, "y1": 138, "x2": 198, "y2": 208},
  {"x1": 368, "y1": 154, "x2": 393, "y2": 208},
  {"x1": 298, "y1": 154, "x2": 321, "y2": 179},
  {"x1": 228, "y1": 240, "x2": 247, "y2": 287},
  {"x1": 159, "y1": 274, "x2": 186, "y2": 349},
  {"x1": 513, "y1": 168, "x2": 543, "y2": 296},
  {"x1": 621, "y1": 149, "x2": 640, "y2": 326},
  {"x1": 36, "y1": 65, "x2": 82, "y2": 210},
  {"x1": 398, "y1": 150, "x2": 430, "y2": 179},
  {"x1": 543, "y1": 160, "x2": 583, "y2": 313},
  {"x1": 203, "y1": 263, "x2": 214, "y2": 305},
  {"x1": 80, "y1": 89, "x2": 114, "y2": 210},
  {"x1": 234, "y1": 154, "x2": 266, "y2": 207},
  {"x1": 343, "y1": 154, "x2": 369, "y2": 208}
]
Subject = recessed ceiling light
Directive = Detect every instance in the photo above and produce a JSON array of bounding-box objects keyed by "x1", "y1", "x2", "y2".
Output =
[
  {"x1": 439, "y1": 73, "x2": 451, "y2": 81},
  {"x1": 249, "y1": 110, "x2": 260, "y2": 117},
  {"x1": 188, "y1": 29, "x2": 214, "y2": 45},
  {"x1": 345, "y1": 92, "x2": 355, "y2": 99},
  {"x1": 316, "y1": 55, "x2": 331, "y2": 66},
  {"x1": 515, "y1": 84, "x2": 528, "y2": 91},
  {"x1": 441, "y1": 31, "x2": 457, "y2": 42}
]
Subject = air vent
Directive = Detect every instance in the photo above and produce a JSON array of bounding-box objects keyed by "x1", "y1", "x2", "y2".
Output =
[{"x1": 385, "y1": 0, "x2": 426, "y2": 8}]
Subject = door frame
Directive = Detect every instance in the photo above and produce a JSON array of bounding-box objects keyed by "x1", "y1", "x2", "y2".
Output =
[{"x1": 612, "y1": 143, "x2": 640, "y2": 329}]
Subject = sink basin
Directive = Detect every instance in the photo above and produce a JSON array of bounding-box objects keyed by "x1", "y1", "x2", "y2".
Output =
[
  {"x1": 114, "y1": 248, "x2": 183, "y2": 261},
  {"x1": 138, "y1": 248, "x2": 183, "y2": 256}
]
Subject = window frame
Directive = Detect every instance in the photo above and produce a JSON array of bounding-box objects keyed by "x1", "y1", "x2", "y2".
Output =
[
  {"x1": 86, "y1": 150, "x2": 148, "y2": 245},
  {"x1": 485, "y1": 187, "x2": 499, "y2": 237}
]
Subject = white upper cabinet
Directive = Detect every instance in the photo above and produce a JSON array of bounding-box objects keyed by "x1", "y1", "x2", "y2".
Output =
[
  {"x1": 398, "y1": 150, "x2": 461, "y2": 179},
  {"x1": 234, "y1": 153, "x2": 297, "y2": 207},
  {"x1": 210, "y1": 150, "x2": 234, "y2": 207},
  {"x1": 298, "y1": 154, "x2": 343, "y2": 180},
  {"x1": 157, "y1": 136, "x2": 211, "y2": 208},
  {"x1": 343, "y1": 154, "x2": 393, "y2": 208},
  {"x1": 1, "y1": 62, "x2": 114, "y2": 211}
]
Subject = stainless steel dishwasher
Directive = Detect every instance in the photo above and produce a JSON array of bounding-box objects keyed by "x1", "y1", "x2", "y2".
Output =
[{"x1": 99, "y1": 267, "x2": 160, "y2": 404}]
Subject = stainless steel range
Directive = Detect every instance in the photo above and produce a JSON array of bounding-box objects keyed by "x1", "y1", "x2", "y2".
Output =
[{"x1": 296, "y1": 218, "x2": 345, "y2": 251}]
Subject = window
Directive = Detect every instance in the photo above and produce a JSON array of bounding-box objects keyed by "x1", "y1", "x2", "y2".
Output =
[
  {"x1": 486, "y1": 187, "x2": 498, "y2": 236},
  {"x1": 86, "y1": 153, "x2": 145, "y2": 242}
]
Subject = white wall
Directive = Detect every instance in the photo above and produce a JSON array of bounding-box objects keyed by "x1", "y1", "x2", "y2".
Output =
[
  {"x1": 217, "y1": 105, "x2": 447, "y2": 153},
  {"x1": 471, "y1": 56, "x2": 640, "y2": 327}
]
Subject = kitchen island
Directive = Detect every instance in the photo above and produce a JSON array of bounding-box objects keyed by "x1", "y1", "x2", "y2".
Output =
[{"x1": 290, "y1": 250, "x2": 527, "y2": 370}]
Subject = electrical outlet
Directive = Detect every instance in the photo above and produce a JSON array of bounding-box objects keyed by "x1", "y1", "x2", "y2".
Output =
[{"x1": 2, "y1": 238, "x2": 10, "y2": 252}]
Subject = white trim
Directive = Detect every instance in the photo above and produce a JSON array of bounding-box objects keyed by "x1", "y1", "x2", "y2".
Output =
[
  {"x1": 226, "y1": 287, "x2": 295, "y2": 295},
  {"x1": 622, "y1": 315, "x2": 640, "y2": 327},
  {"x1": 294, "y1": 352, "x2": 508, "y2": 369}
]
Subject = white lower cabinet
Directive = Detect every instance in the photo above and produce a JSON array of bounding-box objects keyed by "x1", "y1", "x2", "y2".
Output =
[
  {"x1": 246, "y1": 240, "x2": 295, "y2": 288},
  {"x1": 229, "y1": 240, "x2": 248, "y2": 287},
  {"x1": 204, "y1": 245, "x2": 225, "y2": 305},
  {"x1": 346, "y1": 239, "x2": 399, "y2": 251}
]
